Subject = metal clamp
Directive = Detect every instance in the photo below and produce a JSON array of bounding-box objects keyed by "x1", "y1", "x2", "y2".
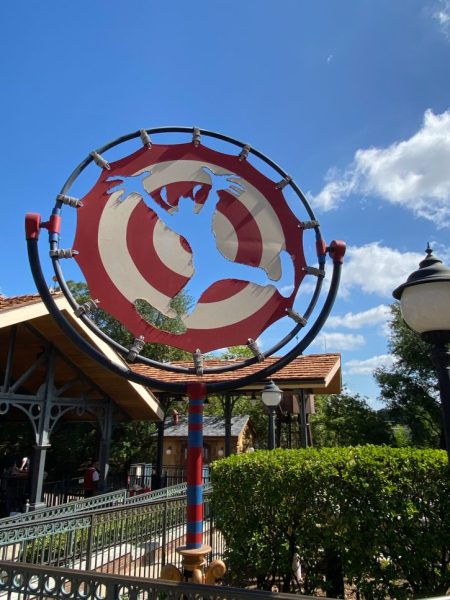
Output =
[
  {"x1": 140, "y1": 130, "x2": 152, "y2": 148},
  {"x1": 275, "y1": 176, "x2": 292, "y2": 189},
  {"x1": 127, "y1": 336, "x2": 145, "y2": 362},
  {"x1": 90, "y1": 151, "x2": 111, "y2": 170},
  {"x1": 299, "y1": 220, "x2": 319, "y2": 230},
  {"x1": 286, "y1": 308, "x2": 307, "y2": 326},
  {"x1": 303, "y1": 266, "x2": 325, "y2": 278},
  {"x1": 192, "y1": 128, "x2": 201, "y2": 147},
  {"x1": 247, "y1": 338, "x2": 264, "y2": 362},
  {"x1": 238, "y1": 144, "x2": 251, "y2": 161},
  {"x1": 56, "y1": 194, "x2": 83, "y2": 208},
  {"x1": 75, "y1": 299, "x2": 99, "y2": 317},
  {"x1": 193, "y1": 348, "x2": 203, "y2": 375},
  {"x1": 49, "y1": 248, "x2": 78, "y2": 259}
]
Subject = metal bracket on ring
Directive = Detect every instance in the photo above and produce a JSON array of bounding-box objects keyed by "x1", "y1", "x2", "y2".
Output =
[
  {"x1": 49, "y1": 248, "x2": 78, "y2": 259},
  {"x1": 57, "y1": 194, "x2": 83, "y2": 208},
  {"x1": 140, "y1": 130, "x2": 152, "y2": 148},
  {"x1": 303, "y1": 266, "x2": 325, "y2": 278},
  {"x1": 127, "y1": 336, "x2": 145, "y2": 362},
  {"x1": 275, "y1": 176, "x2": 292, "y2": 189},
  {"x1": 286, "y1": 308, "x2": 307, "y2": 326},
  {"x1": 238, "y1": 144, "x2": 251, "y2": 161},
  {"x1": 247, "y1": 338, "x2": 264, "y2": 362},
  {"x1": 75, "y1": 299, "x2": 99, "y2": 317},
  {"x1": 90, "y1": 151, "x2": 111, "y2": 170},
  {"x1": 193, "y1": 349, "x2": 203, "y2": 375},
  {"x1": 192, "y1": 128, "x2": 201, "y2": 147}
]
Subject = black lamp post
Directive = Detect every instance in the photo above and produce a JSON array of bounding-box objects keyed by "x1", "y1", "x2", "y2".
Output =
[
  {"x1": 393, "y1": 246, "x2": 450, "y2": 463},
  {"x1": 261, "y1": 381, "x2": 283, "y2": 450}
]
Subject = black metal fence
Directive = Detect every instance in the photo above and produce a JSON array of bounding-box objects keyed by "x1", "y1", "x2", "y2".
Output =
[
  {"x1": 0, "y1": 491, "x2": 223, "y2": 581},
  {"x1": 0, "y1": 560, "x2": 317, "y2": 599},
  {"x1": 128, "y1": 463, "x2": 210, "y2": 490}
]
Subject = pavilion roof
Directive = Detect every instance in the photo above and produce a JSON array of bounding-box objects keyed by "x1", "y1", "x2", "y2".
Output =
[
  {"x1": 1, "y1": 294, "x2": 341, "y2": 405},
  {"x1": 132, "y1": 353, "x2": 341, "y2": 394},
  {"x1": 0, "y1": 294, "x2": 162, "y2": 420}
]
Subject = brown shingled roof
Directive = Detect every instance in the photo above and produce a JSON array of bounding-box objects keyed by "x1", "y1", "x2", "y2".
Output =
[
  {"x1": 0, "y1": 292, "x2": 63, "y2": 312},
  {"x1": 1, "y1": 296, "x2": 341, "y2": 395},
  {"x1": 131, "y1": 353, "x2": 341, "y2": 394}
]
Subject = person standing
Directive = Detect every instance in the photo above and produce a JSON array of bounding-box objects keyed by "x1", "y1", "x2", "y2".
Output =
[{"x1": 84, "y1": 460, "x2": 100, "y2": 498}]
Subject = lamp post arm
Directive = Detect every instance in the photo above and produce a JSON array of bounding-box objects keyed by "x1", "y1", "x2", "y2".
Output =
[{"x1": 429, "y1": 343, "x2": 450, "y2": 465}]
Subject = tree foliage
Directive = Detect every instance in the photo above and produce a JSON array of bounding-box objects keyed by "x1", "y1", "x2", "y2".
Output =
[
  {"x1": 63, "y1": 281, "x2": 194, "y2": 475},
  {"x1": 212, "y1": 446, "x2": 450, "y2": 598},
  {"x1": 67, "y1": 280, "x2": 192, "y2": 362},
  {"x1": 311, "y1": 391, "x2": 394, "y2": 447},
  {"x1": 374, "y1": 304, "x2": 442, "y2": 448}
]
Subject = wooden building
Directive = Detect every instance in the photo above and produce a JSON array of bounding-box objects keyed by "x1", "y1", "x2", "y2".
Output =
[{"x1": 162, "y1": 415, "x2": 255, "y2": 467}]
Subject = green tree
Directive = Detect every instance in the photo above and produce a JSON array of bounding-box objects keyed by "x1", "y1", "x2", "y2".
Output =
[
  {"x1": 203, "y1": 392, "x2": 269, "y2": 448},
  {"x1": 311, "y1": 390, "x2": 394, "y2": 447},
  {"x1": 374, "y1": 304, "x2": 442, "y2": 448},
  {"x1": 67, "y1": 280, "x2": 192, "y2": 362},
  {"x1": 203, "y1": 345, "x2": 270, "y2": 448},
  {"x1": 64, "y1": 281, "x2": 194, "y2": 475}
]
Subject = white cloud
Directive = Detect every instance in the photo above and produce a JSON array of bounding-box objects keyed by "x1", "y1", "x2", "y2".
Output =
[
  {"x1": 326, "y1": 54, "x2": 334, "y2": 63},
  {"x1": 311, "y1": 332, "x2": 365, "y2": 351},
  {"x1": 327, "y1": 304, "x2": 391, "y2": 329},
  {"x1": 340, "y1": 242, "x2": 425, "y2": 298},
  {"x1": 311, "y1": 109, "x2": 450, "y2": 226},
  {"x1": 433, "y1": 0, "x2": 450, "y2": 38},
  {"x1": 345, "y1": 354, "x2": 395, "y2": 375}
]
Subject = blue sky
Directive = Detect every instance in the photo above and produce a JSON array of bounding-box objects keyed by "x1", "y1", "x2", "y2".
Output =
[{"x1": 2, "y1": 1, "x2": 450, "y2": 406}]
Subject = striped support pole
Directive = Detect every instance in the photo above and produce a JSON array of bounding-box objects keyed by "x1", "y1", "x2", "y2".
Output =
[{"x1": 186, "y1": 381, "x2": 207, "y2": 549}]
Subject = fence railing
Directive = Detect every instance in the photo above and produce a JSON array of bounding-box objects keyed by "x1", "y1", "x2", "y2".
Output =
[
  {"x1": 0, "y1": 482, "x2": 209, "y2": 530},
  {"x1": 0, "y1": 483, "x2": 172, "y2": 527},
  {"x1": 0, "y1": 560, "x2": 313, "y2": 599},
  {"x1": 0, "y1": 491, "x2": 223, "y2": 581},
  {"x1": 0, "y1": 488, "x2": 127, "y2": 528},
  {"x1": 1, "y1": 465, "x2": 209, "y2": 518},
  {"x1": 128, "y1": 463, "x2": 211, "y2": 490}
]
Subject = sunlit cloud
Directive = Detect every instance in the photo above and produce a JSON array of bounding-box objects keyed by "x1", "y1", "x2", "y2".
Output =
[
  {"x1": 327, "y1": 304, "x2": 391, "y2": 329},
  {"x1": 345, "y1": 354, "x2": 395, "y2": 375},
  {"x1": 340, "y1": 243, "x2": 425, "y2": 298},
  {"x1": 433, "y1": 0, "x2": 450, "y2": 38},
  {"x1": 311, "y1": 109, "x2": 450, "y2": 226},
  {"x1": 311, "y1": 332, "x2": 365, "y2": 351}
]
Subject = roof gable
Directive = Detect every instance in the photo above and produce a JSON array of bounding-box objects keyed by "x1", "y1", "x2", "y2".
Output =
[{"x1": 163, "y1": 415, "x2": 251, "y2": 438}]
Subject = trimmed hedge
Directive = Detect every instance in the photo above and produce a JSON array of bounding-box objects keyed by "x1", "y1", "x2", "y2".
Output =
[{"x1": 210, "y1": 446, "x2": 450, "y2": 598}]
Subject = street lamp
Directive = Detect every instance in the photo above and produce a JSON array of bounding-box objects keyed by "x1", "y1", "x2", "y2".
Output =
[
  {"x1": 261, "y1": 380, "x2": 283, "y2": 450},
  {"x1": 393, "y1": 245, "x2": 450, "y2": 463}
]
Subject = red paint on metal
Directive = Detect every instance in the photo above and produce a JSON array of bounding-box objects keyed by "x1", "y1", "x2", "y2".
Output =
[
  {"x1": 216, "y1": 190, "x2": 263, "y2": 268},
  {"x1": 316, "y1": 240, "x2": 327, "y2": 256},
  {"x1": 328, "y1": 240, "x2": 346, "y2": 264},
  {"x1": 25, "y1": 213, "x2": 41, "y2": 240},
  {"x1": 199, "y1": 279, "x2": 249, "y2": 303},
  {"x1": 187, "y1": 504, "x2": 203, "y2": 522},
  {"x1": 186, "y1": 447, "x2": 203, "y2": 481},
  {"x1": 188, "y1": 532, "x2": 204, "y2": 545},
  {"x1": 126, "y1": 200, "x2": 191, "y2": 298},
  {"x1": 150, "y1": 181, "x2": 211, "y2": 212},
  {"x1": 187, "y1": 382, "x2": 207, "y2": 399},
  {"x1": 73, "y1": 142, "x2": 308, "y2": 352}
]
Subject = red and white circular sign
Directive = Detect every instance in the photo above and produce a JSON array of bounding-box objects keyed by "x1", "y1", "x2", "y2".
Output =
[{"x1": 73, "y1": 142, "x2": 307, "y2": 352}]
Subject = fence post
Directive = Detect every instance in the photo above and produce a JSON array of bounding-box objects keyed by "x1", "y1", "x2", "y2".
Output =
[
  {"x1": 209, "y1": 500, "x2": 214, "y2": 554},
  {"x1": 85, "y1": 513, "x2": 96, "y2": 571},
  {"x1": 161, "y1": 500, "x2": 167, "y2": 568}
]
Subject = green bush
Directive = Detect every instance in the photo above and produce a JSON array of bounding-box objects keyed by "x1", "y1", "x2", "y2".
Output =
[{"x1": 211, "y1": 446, "x2": 450, "y2": 598}]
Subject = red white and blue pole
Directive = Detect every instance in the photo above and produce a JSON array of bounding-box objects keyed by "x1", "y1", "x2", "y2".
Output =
[{"x1": 186, "y1": 381, "x2": 207, "y2": 549}]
